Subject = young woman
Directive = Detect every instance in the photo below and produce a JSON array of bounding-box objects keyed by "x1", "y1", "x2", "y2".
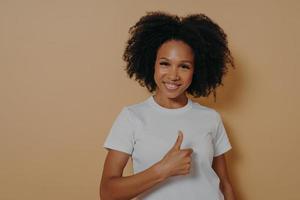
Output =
[{"x1": 100, "y1": 11, "x2": 236, "y2": 200}]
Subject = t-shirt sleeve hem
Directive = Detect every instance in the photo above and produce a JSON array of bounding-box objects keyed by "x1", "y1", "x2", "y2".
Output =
[
  {"x1": 213, "y1": 144, "x2": 232, "y2": 157},
  {"x1": 103, "y1": 142, "x2": 132, "y2": 155}
]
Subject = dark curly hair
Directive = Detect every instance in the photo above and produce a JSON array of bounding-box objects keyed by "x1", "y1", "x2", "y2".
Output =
[{"x1": 122, "y1": 11, "x2": 235, "y2": 101}]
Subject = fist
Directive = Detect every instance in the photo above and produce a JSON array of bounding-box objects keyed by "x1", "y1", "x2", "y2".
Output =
[{"x1": 156, "y1": 130, "x2": 193, "y2": 179}]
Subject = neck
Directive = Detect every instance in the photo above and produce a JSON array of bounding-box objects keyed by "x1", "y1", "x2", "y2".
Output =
[{"x1": 153, "y1": 93, "x2": 188, "y2": 109}]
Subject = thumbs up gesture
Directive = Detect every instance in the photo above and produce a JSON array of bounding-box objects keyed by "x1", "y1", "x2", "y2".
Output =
[{"x1": 156, "y1": 130, "x2": 193, "y2": 180}]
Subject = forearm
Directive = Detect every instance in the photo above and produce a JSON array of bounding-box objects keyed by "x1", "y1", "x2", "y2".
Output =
[
  {"x1": 221, "y1": 182, "x2": 236, "y2": 200},
  {"x1": 101, "y1": 162, "x2": 166, "y2": 200}
]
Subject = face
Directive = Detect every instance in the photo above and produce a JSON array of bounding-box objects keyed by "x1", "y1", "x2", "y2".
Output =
[{"x1": 154, "y1": 40, "x2": 194, "y2": 100}]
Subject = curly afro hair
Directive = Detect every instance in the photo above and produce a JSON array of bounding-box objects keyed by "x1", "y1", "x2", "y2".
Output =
[{"x1": 122, "y1": 11, "x2": 235, "y2": 101}]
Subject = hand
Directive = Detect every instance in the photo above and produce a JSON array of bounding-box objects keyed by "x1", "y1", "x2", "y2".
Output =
[{"x1": 156, "y1": 130, "x2": 193, "y2": 180}]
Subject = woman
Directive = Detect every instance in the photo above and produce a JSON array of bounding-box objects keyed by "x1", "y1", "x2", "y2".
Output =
[{"x1": 100, "y1": 11, "x2": 236, "y2": 200}]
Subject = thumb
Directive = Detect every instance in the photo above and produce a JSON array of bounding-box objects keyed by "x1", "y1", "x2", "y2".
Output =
[{"x1": 173, "y1": 130, "x2": 183, "y2": 151}]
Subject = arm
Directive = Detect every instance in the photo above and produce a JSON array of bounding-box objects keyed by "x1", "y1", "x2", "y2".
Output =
[
  {"x1": 212, "y1": 154, "x2": 236, "y2": 200},
  {"x1": 100, "y1": 132, "x2": 193, "y2": 200},
  {"x1": 100, "y1": 149, "x2": 166, "y2": 200}
]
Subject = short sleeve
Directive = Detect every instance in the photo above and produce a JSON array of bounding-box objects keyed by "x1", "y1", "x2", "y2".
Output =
[
  {"x1": 102, "y1": 107, "x2": 135, "y2": 155},
  {"x1": 212, "y1": 112, "x2": 232, "y2": 157}
]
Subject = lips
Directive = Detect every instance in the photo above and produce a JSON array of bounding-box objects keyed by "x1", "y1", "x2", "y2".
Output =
[{"x1": 164, "y1": 82, "x2": 181, "y2": 90}]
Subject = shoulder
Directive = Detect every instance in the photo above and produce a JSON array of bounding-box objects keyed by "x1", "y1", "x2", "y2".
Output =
[
  {"x1": 120, "y1": 98, "x2": 150, "y2": 123},
  {"x1": 191, "y1": 100, "x2": 220, "y2": 119}
]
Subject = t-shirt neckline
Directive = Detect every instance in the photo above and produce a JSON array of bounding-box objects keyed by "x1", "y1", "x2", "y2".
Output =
[{"x1": 147, "y1": 95, "x2": 193, "y2": 114}]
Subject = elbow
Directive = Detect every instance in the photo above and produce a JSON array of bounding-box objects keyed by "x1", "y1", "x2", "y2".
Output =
[
  {"x1": 100, "y1": 185, "x2": 112, "y2": 200},
  {"x1": 220, "y1": 181, "x2": 233, "y2": 193},
  {"x1": 100, "y1": 180, "x2": 117, "y2": 200},
  {"x1": 99, "y1": 187, "x2": 106, "y2": 200},
  {"x1": 99, "y1": 183, "x2": 106, "y2": 200},
  {"x1": 100, "y1": 179, "x2": 110, "y2": 200}
]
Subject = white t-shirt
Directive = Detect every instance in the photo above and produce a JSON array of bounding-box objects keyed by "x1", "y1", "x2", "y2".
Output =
[{"x1": 103, "y1": 95, "x2": 232, "y2": 200}]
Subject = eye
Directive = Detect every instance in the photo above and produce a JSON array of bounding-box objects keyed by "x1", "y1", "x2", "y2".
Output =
[
  {"x1": 159, "y1": 62, "x2": 169, "y2": 66},
  {"x1": 181, "y1": 65, "x2": 190, "y2": 69}
]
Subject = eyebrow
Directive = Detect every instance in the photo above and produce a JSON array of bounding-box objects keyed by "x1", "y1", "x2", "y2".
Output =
[{"x1": 159, "y1": 57, "x2": 193, "y2": 64}]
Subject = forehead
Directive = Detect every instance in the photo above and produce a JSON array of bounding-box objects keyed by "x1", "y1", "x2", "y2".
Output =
[{"x1": 156, "y1": 40, "x2": 194, "y2": 60}]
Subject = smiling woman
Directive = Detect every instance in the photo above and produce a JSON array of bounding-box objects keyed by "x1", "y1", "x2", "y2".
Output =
[{"x1": 100, "y1": 11, "x2": 236, "y2": 200}]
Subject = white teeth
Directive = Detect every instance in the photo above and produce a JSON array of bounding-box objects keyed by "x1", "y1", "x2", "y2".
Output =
[{"x1": 165, "y1": 83, "x2": 179, "y2": 90}]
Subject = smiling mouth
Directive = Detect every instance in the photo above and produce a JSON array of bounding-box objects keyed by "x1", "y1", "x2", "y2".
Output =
[{"x1": 164, "y1": 82, "x2": 181, "y2": 90}]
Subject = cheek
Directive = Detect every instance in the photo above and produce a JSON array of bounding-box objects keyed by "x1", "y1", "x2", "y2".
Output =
[
  {"x1": 183, "y1": 72, "x2": 194, "y2": 84},
  {"x1": 153, "y1": 69, "x2": 161, "y2": 86},
  {"x1": 189, "y1": 74, "x2": 194, "y2": 83},
  {"x1": 188, "y1": 69, "x2": 195, "y2": 83},
  {"x1": 154, "y1": 66, "x2": 166, "y2": 82}
]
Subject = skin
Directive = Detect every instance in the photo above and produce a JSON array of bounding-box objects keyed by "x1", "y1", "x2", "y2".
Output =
[
  {"x1": 100, "y1": 39, "x2": 236, "y2": 200},
  {"x1": 152, "y1": 39, "x2": 194, "y2": 109},
  {"x1": 213, "y1": 155, "x2": 237, "y2": 199}
]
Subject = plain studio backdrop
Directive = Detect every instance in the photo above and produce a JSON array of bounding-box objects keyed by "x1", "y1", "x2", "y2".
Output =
[{"x1": 0, "y1": 0, "x2": 299, "y2": 199}]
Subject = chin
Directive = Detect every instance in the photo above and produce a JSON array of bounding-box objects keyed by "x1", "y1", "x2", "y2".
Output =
[{"x1": 162, "y1": 90, "x2": 185, "y2": 99}]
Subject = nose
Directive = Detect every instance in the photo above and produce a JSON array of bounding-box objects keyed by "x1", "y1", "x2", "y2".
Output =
[{"x1": 168, "y1": 66, "x2": 180, "y2": 81}]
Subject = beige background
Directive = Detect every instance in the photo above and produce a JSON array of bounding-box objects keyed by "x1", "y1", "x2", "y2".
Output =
[{"x1": 1, "y1": 0, "x2": 299, "y2": 199}]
